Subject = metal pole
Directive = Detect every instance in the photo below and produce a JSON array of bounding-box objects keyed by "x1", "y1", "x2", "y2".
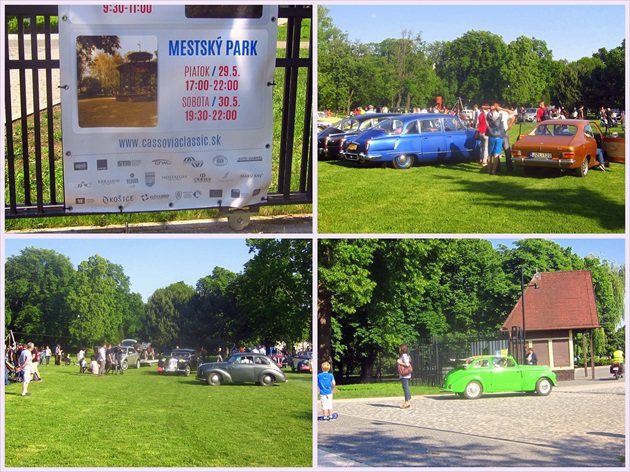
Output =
[{"x1": 521, "y1": 267, "x2": 527, "y2": 351}]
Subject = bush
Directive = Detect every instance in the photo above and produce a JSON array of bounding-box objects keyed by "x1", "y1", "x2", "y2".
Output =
[{"x1": 6, "y1": 16, "x2": 59, "y2": 34}]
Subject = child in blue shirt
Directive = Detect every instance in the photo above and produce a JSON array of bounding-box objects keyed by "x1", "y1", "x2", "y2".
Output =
[{"x1": 317, "y1": 361, "x2": 337, "y2": 420}]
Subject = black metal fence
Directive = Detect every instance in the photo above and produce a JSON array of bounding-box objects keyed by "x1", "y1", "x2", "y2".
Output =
[
  {"x1": 370, "y1": 331, "x2": 511, "y2": 387},
  {"x1": 4, "y1": 4, "x2": 312, "y2": 218}
]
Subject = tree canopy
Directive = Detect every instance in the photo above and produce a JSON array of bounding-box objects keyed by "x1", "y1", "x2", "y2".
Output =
[
  {"x1": 318, "y1": 239, "x2": 625, "y2": 381},
  {"x1": 5, "y1": 240, "x2": 312, "y2": 354},
  {"x1": 318, "y1": 7, "x2": 625, "y2": 113}
]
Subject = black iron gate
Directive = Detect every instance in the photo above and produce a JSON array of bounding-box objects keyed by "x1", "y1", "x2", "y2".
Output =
[
  {"x1": 4, "y1": 5, "x2": 312, "y2": 219},
  {"x1": 409, "y1": 331, "x2": 511, "y2": 387}
]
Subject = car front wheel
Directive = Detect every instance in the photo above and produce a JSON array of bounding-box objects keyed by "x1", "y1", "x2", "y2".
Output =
[
  {"x1": 184, "y1": 365, "x2": 191, "y2": 377},
  {"x1": 206, "y1": 372, "x2": 222, "y2": 386},
  {"x1": 535, "y1": 377, "x2": 553, "y2": 396},
  {"x1": 259, "y1": 373, "x2": 275, "y2": 386},
  {"x1": 122, "y1": 360, "x2": 128, "y2": 371},
  {"x1": 463, "y1": 381, "x2": 482, "y2": 399},
  {"x1": 577, "y1": 157, "x2": 589, "y2": 177},
  {"x1": 392, "y1": 154, "x2": 415, "y2": 169}
]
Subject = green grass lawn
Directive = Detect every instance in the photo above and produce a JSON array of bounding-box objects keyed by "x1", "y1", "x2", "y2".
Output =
[
  {"x1": 4, "y1": 364, "x2": 312, "y2": 467},
  {"x1": 334, "y1": 381, "x2": 439, "y2": 400},
  {"x1": 318, "y1": 120, "x2": 625, "y2": 234},
  {"x1": 318, "y1": 160, "x2": 625, "y2": 234}
]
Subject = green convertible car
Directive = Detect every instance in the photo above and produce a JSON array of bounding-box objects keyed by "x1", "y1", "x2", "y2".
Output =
[{"x1": 441, "y1": 355, "x2": 557, "y2": 399}]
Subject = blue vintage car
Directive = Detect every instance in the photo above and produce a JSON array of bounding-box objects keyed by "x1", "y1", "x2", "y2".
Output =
[
  {"x1": 318, "y1": 113, "x2": 399, "y2": 160},
  {"x1": 339, "y1": 113, "x2": 478, "y2": 169}
]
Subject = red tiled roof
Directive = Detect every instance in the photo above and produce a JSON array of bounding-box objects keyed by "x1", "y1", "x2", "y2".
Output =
[{"x1": 502, "y1": 270, "x2": 600, "y2": 331}]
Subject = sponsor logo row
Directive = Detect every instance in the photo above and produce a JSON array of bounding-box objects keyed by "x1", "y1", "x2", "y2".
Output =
[
  {"x1": 73, "y1": 155, "x2": 263, "y2": 172},
  {"x1": 73, "y1": 188, "x2": 263, "y2": 207}
]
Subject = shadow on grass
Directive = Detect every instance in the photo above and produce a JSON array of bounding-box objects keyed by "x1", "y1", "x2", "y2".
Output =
[{"x1": 432, "y1": 166, "x2": 625, "y2": 232}]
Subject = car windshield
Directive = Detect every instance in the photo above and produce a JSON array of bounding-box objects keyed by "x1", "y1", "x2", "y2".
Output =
[
  {"x1": 374, "y1": 118, "x2": 404, "y2": 135},
  {"x1": 335, "y1": 117, "x2": 360, "y2": 131},
  {"x1": 530, "y1": 123, "x2": 577, "y2": 137},
  {"x1": 172, "y1": 350, "x2": 192, "y2": 358}
]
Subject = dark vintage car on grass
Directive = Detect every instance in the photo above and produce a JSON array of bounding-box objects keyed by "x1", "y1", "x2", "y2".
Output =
[
  {"x1": 441, "y1": 355, "x2": 557, "y2": 399},
  {"x1": 339, "y1": 113, "x2": 478, "y2": 169},
  {"x1": 197, "y1": 353, "x2": 288, "y2": 386},
  {"x1": 512, "y1": 119, "x2": 611, "y2": 177},
  {"x1": 318, "y1": 113, "x2": 399, "y2": 160},
  {"x1": 157, "y1": 348, "x2": 199, "y2": 376},
  {"x1": 291, "y1": 351, "x2": 312, "y2": 372}
]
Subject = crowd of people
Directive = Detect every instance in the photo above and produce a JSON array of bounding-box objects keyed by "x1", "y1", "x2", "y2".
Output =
[{"x1": 4, "y1": 341, "x2": 50, "y2": 395}]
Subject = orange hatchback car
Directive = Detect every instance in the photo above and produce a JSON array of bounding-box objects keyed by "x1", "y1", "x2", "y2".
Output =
[{"x1": 512, "y1": 119, "x2": 609, "y2": 177}]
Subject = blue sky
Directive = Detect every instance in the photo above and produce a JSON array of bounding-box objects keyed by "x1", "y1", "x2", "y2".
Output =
[
  {"x1": 489, "y1": 238, "x2": 626, "y2": 267},
  {"x1": 3, "y1": 237, "x2": 257, "y2": 302},
  {"x1": 3, "y1": 237, "x2": 624, "y2": 304},
  {"x1": 324, "y1": 3, "x2": 627, "y2": 63}
]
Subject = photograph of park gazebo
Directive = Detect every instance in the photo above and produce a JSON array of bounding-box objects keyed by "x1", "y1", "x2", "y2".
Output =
[{"x1": 76, "y1": 35, "x2": 158, "y2": 127}]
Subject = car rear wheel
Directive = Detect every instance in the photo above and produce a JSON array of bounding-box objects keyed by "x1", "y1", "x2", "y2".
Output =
[
  {"x1": 577, "y1": 157, "x2": 589, "y2": 177},
  {"x1": 392, "y1": 154, "x2": 415, "y2": 169},
  {"x1": 259, "y1": 373, "x2": 275, "y2": 386},
  {"x1": 136, "y1": 359, "x2": 141, "y2": 369},
  {"x1": 535, "y1": 377, "x2": 553, "y2": 396},
  {"x1": 184, "y1": 365, "x2": 191, "y2": 377},
  {"x1": 463, "y1": 381, "x2": 482, "y2": 399},
  {"x1": 206, "y1": 372, "x2": 222, "y2": 386}
]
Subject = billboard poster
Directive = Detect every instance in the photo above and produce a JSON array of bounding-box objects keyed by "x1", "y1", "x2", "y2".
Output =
[{"x1": 59, "y1": 5, "x2": 278, "y2": 213}]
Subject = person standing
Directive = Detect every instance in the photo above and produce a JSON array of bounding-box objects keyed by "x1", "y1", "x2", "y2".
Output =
[
  {"x1": 16, "y1": 342, "x2": 34, "y2": 396},
  {"x1": 577, "y1": 105, "x2": 585, "y2": 120},
  {"x1": 397, "y1": 344, "x2": 412, "y2": 409},
  {"x1": 45, "y1": 346, "x2": 51, "y2": 366},
  {"x1": 78, "y1": 347, "x2": 86, "y2": 373},
  {"x1": 496, "y1": 105, "x2": 516, "y2": 172},
  {"x1": 536, "y1": 101, "x2": 547, "y2": 123},
  {"x1": 54, "y1": 345, "x2": 62, "y2": 366},
  {"x1": 29, "y1": 345, "x2": 42, "y2": 382},
  {"x1": 317, "y1": 361, "x2": 337, "y2": 421},
  {"x1": 97, "y1": 343, "x2": 107, "y2": 377},
  {"x1": 484, "y1": 103, "x2": 508, "y2": 175},
  {"x1": 477, "y1": 106, "x2": 489, "y2": 166},
  {"x1": 526, "y1": 347, "x2": 538, "y2": 365},
  {"x1": 472, "y1": 104, "x2": 480, "y2": 128}
]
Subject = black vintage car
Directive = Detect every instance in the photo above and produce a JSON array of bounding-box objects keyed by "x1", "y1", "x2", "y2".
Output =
[
  {"x1": 318, "y1": 113, "x2": 399, "y2": 160},
  {"x1": 157, "y1": 348, "x2": 199, "y2": 376}
]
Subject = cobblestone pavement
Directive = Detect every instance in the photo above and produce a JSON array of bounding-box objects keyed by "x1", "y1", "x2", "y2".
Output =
[{"x1": 318, "y1": 370, "x2": 627, "y2": 468}]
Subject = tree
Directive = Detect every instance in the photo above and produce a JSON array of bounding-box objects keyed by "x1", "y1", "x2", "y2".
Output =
[
  {"x1": 144, "y1": 282, "x2": 196, "y2": 350},
  {"x1": 235, "y1": 239, "x2": 312, "y2": 351},
  {"x1": 4, "y1": 247, "x2": 75, "y2": 341},
  {"x1": 435, "y1": 31, "x2": 508, "y2": 104},
  {"x1": 76, "y1": 35, "x2": 121, "y2": 84},
  {"x1": 66, "y1": 255, "x2": 133, "y2": 346},
  {"x1": 190, "y1": 267, "x2": 240, "y2": 350},
  {"x1": 318, "y1": 239, "x2": 379, "y2": 366},
  {"x1": 317, "y1": 6, "x2": 354, "y2": 113},
  {"x1": 501, "y1": 36, "x2": 550, "y2": 106}
]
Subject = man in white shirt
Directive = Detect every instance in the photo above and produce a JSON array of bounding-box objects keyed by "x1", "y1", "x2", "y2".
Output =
[{"x1": 17, "y1": 342, "x2": 33, "y2": 396}]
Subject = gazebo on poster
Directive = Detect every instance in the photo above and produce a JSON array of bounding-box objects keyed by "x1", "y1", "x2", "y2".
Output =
[{"x1": 115, "y1": 50, "x2": 157, "y2": 102}]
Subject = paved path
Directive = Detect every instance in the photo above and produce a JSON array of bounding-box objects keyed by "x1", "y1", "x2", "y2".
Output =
[
  {"x1": 318, "y1": 367, "x2": 627, "y2": 468},
  {"x1": 5, "y1": 214, "x2": 312, "y2": 234}
]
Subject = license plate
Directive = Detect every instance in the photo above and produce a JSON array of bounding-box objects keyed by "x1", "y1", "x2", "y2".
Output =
[
  {"x1": 347, "y1": 144, "x2": 357, "y2": 151},
  {"x1": 531, "y1": 152, "x2": 552, "y2": 159}
]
